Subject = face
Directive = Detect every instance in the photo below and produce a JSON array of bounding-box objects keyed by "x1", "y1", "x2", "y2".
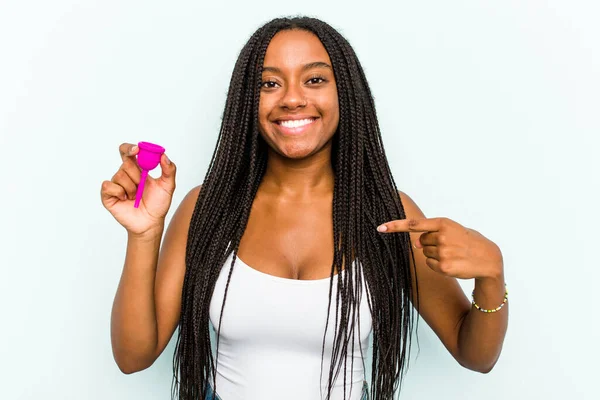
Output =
[{"x1": 258, "y1": 29, "x2": 340, "y2": 160}]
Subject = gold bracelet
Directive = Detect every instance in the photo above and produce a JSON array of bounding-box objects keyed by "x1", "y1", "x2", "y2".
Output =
[{"x1": 471, "y1": 284, "x2": 508, "y2": 313}]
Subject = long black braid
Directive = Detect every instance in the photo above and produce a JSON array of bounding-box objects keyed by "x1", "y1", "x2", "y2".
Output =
[{"x1": 171, "y1": 16, "x2": 420, "y2": 400}]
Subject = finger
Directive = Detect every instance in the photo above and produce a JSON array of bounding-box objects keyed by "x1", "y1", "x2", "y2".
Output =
[
  {"x1": 101, "y1": 180, "x2": 128, "y2": 201},
  {"x1": 377, "y1": 217, "x2": 444, "y2": 233},
  {"x1": 120, "y1": 157, "x2": 142, "y2": 185},
  {"x1": 419, "y1": 231, "x2": 443, "y2": 247},
  {"x1": 113, "y1": 157, "x2": 143, "y2": 199},
  {"x1": 119, "y1": 142, "x2": 139, "y2": 162},
  {"x1": 422, "y1": 245, "x2": 440, "y2": 261},
  {"x1": 111, "y1": 169, "x2": 137, "y2": 200},
  {"x1": 409, "y1": 233, "x2": 423, "y2": 249},
  {"x1": 424, "y1": 257, "x2": 442, "y2": 273},
  {"x1": 156, "y1": 153, "x2": 176, "y2": 192}
]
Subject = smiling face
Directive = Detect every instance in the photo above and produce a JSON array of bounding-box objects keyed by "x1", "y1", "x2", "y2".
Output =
[{"x1": 258, "y1": 29, "x2": 340, "y2": 160}]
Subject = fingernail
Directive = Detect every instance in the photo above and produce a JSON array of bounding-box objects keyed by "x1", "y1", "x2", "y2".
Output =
[
  {"x1": 377, "y1": 225, "x2": 387, "y2": 232},
  {"x1": 165, "y1": 154, "x2": 171, "y2": 165},
  {"x1": 130, "y1": 145, "x2": 138, "y2": 154}
]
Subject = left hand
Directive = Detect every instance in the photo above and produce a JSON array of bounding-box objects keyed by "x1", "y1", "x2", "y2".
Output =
[{"x1": 377, "y1": 217, "x2": 503, "y2": 280}]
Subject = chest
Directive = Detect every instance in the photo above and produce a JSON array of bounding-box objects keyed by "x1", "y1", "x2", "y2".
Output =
[
  {"x1": 209, "y1": 252, "x2": 372, "y2": 350},
  {"x1": 237, "y1": 194, "x2": 337, "y2": 280}
]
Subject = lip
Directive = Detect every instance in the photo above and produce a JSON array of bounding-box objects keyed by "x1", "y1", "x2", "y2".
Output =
[
  {"x1": 274, "y1": 114, "x2": 319, "y2": 122},
  {"x1": 273, "y1": 117, "x2": 318, "y2": 136}
]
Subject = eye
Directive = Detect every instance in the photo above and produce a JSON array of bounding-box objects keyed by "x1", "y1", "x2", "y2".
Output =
[
  {"x1": 261, "y1": 80, "x2": 279, "y2": 89},
  {"x1": 307, "y1": 75, "x2": 327, "y2": 85}
]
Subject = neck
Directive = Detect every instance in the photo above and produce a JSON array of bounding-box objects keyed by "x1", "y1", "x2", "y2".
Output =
[{"x1": 260, "y1": 144, "x2": 334, "y2": 200}]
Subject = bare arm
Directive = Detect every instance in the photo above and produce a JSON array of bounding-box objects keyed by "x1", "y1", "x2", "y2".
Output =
[
  {"x1": 398, "y1": 191, "x2": 508, "y2": 373},
  {"x1": 456, "y1": 272, "x2": 508, "y2": 372},
  {"x1": 110, "y1": 185, "x2": 202, "y2": 373},
  {"x1": 111, "y1": 226, "x2": 163, "y2": 373}
]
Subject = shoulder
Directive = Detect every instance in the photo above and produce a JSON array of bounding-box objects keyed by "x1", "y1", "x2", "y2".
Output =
[
  {"x1": 186, "y1": 184, "x2": 203, "y2": 202},
  {"x1": 165, "y1": 184, "x2": 202, "y2": 239},
  {"x1": 176, "y1": 185, "x2": 202, "y2": 216},
  {"x1": 398, "y1": 190, "x2": 426, "y2": 220}
]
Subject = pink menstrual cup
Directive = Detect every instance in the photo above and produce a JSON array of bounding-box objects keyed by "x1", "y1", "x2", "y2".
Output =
[{"x1": 134, "y1": 141, "x2": 165, "y2": 208}]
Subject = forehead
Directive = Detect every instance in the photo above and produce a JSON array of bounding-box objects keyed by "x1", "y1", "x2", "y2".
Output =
[{"x1": 263, "y1": 29, "x2": 332, "y2": 69}]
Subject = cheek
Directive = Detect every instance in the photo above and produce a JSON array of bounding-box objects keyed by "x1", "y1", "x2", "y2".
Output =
[
  {"x1": 323, "y1": 87, "x2": 339, "y2": 113},
  {"x1": 331, "y1": 99, "x2": 340, "y2": 125},
  {"x1": 322, "y1": 92, "x2": 340, "y2": 129},
  {"x1": 258, "y1": 97, "x2": 272, "y2": 133}
]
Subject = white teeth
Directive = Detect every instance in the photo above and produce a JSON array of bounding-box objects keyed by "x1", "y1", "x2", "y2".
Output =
[{"x1": 279, "y1": 118, "x2": 315, "y2": 128}]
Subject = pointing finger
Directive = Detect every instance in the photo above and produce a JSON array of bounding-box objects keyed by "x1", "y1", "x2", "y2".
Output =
[{"x1": 377, "y1": 217, "x2": 445, "y2": 233}]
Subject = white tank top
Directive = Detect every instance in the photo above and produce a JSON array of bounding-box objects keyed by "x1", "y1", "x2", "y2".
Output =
[{"x1": 208, "y1": 251, "x2": 373, "y2": 399}]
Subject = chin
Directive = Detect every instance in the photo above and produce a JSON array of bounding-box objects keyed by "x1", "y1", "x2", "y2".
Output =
[
  {"x1": 278, "y1": 147, "x2": 315, "y2": 160},
  {"x1": 273, "y1": 141, "x2": 320, "y2": 159}
]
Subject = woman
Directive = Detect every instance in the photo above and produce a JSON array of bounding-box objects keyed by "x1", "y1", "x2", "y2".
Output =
[{"x1": 101, "y1": 16, "x2": 508, "y2": 400}]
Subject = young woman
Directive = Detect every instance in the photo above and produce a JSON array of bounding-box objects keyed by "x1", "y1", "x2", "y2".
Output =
[{"x1": 101, "y1": 16, "x2": 508, "y2": 400}]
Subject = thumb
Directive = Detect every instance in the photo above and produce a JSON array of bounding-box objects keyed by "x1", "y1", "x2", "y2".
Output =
[
  {"x1": 415, "y1": 233, "x2": 423, "y2": 248},
  {"x1": 157, "y1": 153, "x2": 176, "y2": 190}
]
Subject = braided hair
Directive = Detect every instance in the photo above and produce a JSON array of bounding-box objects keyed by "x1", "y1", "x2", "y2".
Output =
[{"x1": 172, "y1": 16, "x2": 419, "y2": 400}]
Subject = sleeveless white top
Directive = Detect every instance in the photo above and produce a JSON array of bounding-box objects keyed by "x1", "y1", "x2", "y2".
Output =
[{"x1": 208, "y1": 251, "x2": 373, "y2": 399}]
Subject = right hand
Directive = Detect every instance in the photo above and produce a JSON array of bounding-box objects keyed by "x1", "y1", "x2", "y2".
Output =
[{"x1": 101, "y1": 142, "x2": 177, "y2": 236}]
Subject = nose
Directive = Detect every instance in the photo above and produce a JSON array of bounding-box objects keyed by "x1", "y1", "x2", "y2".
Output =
[{"x1": 279, "y1": 82, "x2": 306, "y2": 109}]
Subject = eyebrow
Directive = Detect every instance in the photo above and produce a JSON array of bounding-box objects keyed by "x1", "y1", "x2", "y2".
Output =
[{"x1": 262, "y1": 61, "x2": 332, "y2": 73}]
